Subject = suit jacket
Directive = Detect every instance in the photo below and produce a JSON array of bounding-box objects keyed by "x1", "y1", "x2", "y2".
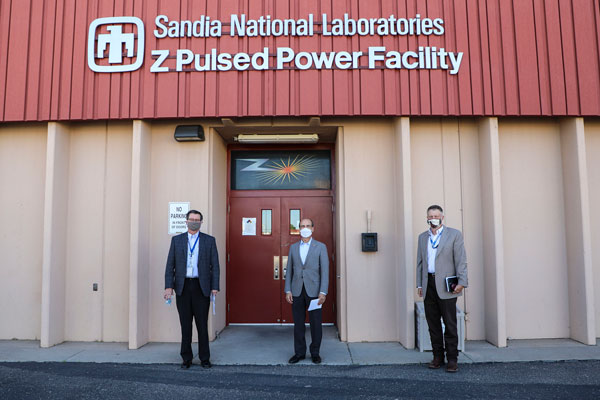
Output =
[
  {"x1": 284, "y1": 238, "x2": 329, "y2": 297},
  {"x1": 165, "y1": 231, "x2": 220, "y2": 297},
  {"x1": 416, "y1": 226, "x2": 468, "y2": 300}
]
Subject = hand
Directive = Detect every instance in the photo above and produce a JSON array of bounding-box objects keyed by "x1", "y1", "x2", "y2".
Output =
[
  {"x1": 286, "y1": 292, "x2": 293, "y2": 304},
  {"x1": 417, "y1": 288, "x2": 423, "y2": 297},
  {"x1": 452, "y1": 284, "x2": 464, "y2": 295},
  {"x1": 164, "y1": 288, "x2": 173, "y2": 300},
  {"x1": 211, "y1": 290, "x2": 219, "y2": 297},
  {"x1": 317, "y1": 293, "x2": 326, "y2": 305}
]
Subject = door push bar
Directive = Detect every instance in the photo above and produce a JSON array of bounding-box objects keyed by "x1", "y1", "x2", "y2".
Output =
[{"x1": 273, "y1": 256, "x2": 280, "y2": 280}]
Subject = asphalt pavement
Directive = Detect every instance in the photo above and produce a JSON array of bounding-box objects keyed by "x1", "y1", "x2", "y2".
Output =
[
  {"x1": 2, "y1": 326, "x2": 600, "y2": 399},
  {"x1": 1, "y1": 361, "x2": 599, "y2": 399}
]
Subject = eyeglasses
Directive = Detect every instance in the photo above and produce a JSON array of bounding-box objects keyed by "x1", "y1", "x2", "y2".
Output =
[
  {"x1": 299, "y1": 224, "x2": 312, "y2": 228},
  {"x1": 187, "y1": 219, "x2": 202, "y2": 222}
]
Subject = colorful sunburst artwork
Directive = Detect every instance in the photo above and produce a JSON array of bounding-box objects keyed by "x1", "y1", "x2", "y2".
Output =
[{"x1": 257, "y1": 155, "x2": 320, "y2": 185}]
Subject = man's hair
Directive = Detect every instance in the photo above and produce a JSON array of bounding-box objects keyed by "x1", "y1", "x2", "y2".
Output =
[
  {"x1": 186, "y1": 210, "x2": 203, "y2": 221},
  {"x1": 426, "y1": 205, "x2": 444, "y2": 214},
  {"x1": 301, "y1": 218, "x2": 314, "y2": 227}
]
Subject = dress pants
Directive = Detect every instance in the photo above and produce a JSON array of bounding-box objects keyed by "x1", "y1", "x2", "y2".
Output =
[
  {"x1": 292, "y1": 285, "x2": 323, "y2": 357},
  {"x1": 424, "y1": 273, "x2": 458, "y2": 361},
  {"x1": 176, "y1": 278, "x2": 210, "y2": 362}
]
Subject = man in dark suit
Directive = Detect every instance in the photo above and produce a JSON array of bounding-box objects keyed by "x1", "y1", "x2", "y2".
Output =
[
  {"x1": 164, "y1": 210, "x2": 220, "y2": 369},
  {"x1": 285, "y1": 218, "x2": 329, "y2": 364},
  {"x1": 416, "y1": 205, "x2": 468, "y2": 372}
]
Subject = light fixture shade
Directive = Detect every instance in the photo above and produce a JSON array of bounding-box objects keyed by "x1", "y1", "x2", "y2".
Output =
[
  {"x1": 235, "y1": 134, "x2": 319, "y2": 143},
  {"x1": 174, "y1": 125, "x2": 205, "y2": 142}
]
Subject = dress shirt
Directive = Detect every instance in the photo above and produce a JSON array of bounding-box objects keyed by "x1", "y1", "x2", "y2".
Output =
[
  {"x1": 300, "y1": 238, "x2": 312, "y2": 264},
  {"x1": 427, "y1": 225, "x2": 444, "y2": 274},
  {"x1": 187, "y1": 231, "x2": 200, "y2": 278}
]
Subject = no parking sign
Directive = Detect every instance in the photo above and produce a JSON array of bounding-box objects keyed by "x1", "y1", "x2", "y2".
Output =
[{"x1": 168, "y1": 202, "x2": 190, "y2": 234}]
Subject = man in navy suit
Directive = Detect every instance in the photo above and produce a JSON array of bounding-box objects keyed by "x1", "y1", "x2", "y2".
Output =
[{"x1": 164, "y1": 210, "x2": 220, "y2": 369}]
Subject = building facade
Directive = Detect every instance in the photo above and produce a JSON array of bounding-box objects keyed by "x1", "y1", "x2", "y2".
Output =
[{"x1": 0, "y1": 0, "x2": 599, "y2": 349}]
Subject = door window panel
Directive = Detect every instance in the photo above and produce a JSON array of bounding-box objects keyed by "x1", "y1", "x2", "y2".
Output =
[
  {"x1": 261, "y1": 209, "x2": 272, "y2": 235},
  {"x1": 289, "y1": 209, "x2": 300, "y2": 235},
  {"x1": 231, "y1": 150, "x2": 331, "y2": 190}
]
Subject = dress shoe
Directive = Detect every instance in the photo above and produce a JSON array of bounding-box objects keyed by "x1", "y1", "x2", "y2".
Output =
[
  {"x1": 201, "y1": 360, "x2": 212, "y2": 369},
  {"x1": 428, "y1": 357, "x2": 445, "y2": 369},
  {"x1": 288, "y1": 355, "x2": 305, "y2": 364},
  {"x1": 446, "y1": 360, "x2": 458, "y2": 373},
  {"x1": 311, "y1": 355, "x2": 322, "y2": 364},
  {"x1": 181, "y1": 360, "x2": 192, "y2": 369}
]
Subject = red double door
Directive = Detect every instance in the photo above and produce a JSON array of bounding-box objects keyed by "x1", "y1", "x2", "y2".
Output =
[{"x1": 227, "y1": 195, "x2": 335, "y2": 324}]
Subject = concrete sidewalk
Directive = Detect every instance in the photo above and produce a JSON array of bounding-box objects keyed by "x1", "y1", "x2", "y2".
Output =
[{"x1": 1, "y1": 326, "x2": 599, "y2": 365}]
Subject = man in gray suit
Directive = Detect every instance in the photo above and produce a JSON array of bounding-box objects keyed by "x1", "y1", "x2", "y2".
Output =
[
  {"x1": 164, "y1": 210, "x2": 220, "y2": 369},
  {"x1": 416, "y1": 205, "x2": 467, "y2": 372},
  {"x1": 285, "y1": 218, "x2": 329, "y2": 364}
]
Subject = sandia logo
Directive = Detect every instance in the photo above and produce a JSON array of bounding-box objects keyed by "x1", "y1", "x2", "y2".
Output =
[{"x1": 87, "y1": 17, "x2": 145, "y2": 72}]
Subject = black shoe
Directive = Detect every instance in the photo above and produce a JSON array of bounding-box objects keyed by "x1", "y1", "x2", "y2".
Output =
[
  {"x1": 201, "y1": 360, "x2": 212, "y2": 369},
  {"x1": 428, "y1": 357, "x2": 444, "y2": 369},
  {"x1": 311, "y1": 355, "x2": 322, "y2": 364},
  {"x1": 446, "y1": 360, "x2": 458, "y2": 373},
  {"x1": 288, "y1": 355, "x2": 305, "y2": 364},
  {"x1": 181, "y1": 360, "x2": 192, "y2": 369}
]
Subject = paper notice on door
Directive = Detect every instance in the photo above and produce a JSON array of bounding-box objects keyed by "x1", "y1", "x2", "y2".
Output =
[
  {"x1": 242, "y1": 218, "x2": 257, "y2": 236},
  {"x1": 308, "y1": 299, "x2": 322, "y2": 311}
]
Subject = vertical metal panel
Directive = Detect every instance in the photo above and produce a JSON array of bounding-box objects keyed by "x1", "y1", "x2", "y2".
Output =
[
  {"x1": 1, "y1": 0, "x2": 600, "y2": 121},
  {"x1": 59, "y1": 0, "x2": 77, "y2": 119},
  {"x1": 187, "y1": 0, "x2": 206, "y2": 117},
  {"x1": 217, "y1": 0, "x2": 243, "y2": 117},
  {"x1": 533, "y1": 0, "x2": 552, "y2": 116},
  {"x1": 514, "y1": 0, "x2": 541, "y2": 115},
  {"x1": 443, "y1": 0, "x2": 458, "y2": 115},
  {"x1": 26, "y1": 0, "x2": 45, "y2": 120},
  {"x1": 487, "y1": 0, "x2": 505, "y2": 115},
  {"x1": 331, "y1": 0, "x2": 353, "y2": 115},
  {"x1": 428, "y1": 0, "x2": 446, "y2": 116},
  {"x1": 155, "y1": 0, "x2": 180, "y2": 118},
  {"x1": 70, "y1": 0, "x2": 89, "y2": 120},
  {"x1": 0, "y1": 0, "x2": 11, "y2": 121},
  {"x1": 4, "y1": 0, "x2": 32, "y2": 121},
  {"x1": 477, "y1": 0, "x2": 493, "y2": 115},
  {"x1": 499, "y1": 1, "x2": 520, "y2": 115},
  {"x1": 544, "y1": 0, "x2": 567, "y2": 115},
  {"x1": 573, "y1": 0, "x2": 600, "y2": 115},
  {"x1": 559, "y1": 0, "x2": 581, "y2": 115},
  {"x1": 320, "y1": 0, "x2": 335, "y2": 116}
]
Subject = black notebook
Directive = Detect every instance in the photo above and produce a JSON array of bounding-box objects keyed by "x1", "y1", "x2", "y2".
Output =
[{"x1": 445, "y1": 276, "x2": 458, "y2": 292}]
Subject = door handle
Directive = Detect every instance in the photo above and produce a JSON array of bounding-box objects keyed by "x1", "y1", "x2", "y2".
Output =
[
  {"x1": 282, "y1": 256, "x2": 288, "y2": 280},
  {"x1": 274, "y1": 256, "x2": 280, "y2": 280}
]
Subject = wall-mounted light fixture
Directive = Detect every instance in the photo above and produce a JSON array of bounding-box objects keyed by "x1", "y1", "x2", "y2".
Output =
[
  {"x1": 174, "y1": 125, "x2": 205, "y2": 142},
  {"x1": 234, "y1": 133, "x2": 319, "y2": 143}
]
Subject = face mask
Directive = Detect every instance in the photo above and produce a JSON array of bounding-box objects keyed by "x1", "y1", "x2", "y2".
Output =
[
  {"x1": 187, "y1": 221, "x2": 201, "y2": 231},
  {"x1": 300, "y1": 228, "x2": 312, "y2": 238},
  {"x1": 428, "y1": 219, "x2": 441, "y2": 227}
]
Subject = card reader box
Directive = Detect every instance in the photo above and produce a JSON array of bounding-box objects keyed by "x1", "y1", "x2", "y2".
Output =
[{"x1": 361, "y1": 233, "x2": 378, "y2": 252}]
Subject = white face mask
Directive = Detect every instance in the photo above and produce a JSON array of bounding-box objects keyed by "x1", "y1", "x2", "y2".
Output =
[
  {"x1": 428, "y1": 219, "x2": 441, "y2": 227},
  {"x1": 300, "y1": 228, "x2": 313, "y2": 238}
]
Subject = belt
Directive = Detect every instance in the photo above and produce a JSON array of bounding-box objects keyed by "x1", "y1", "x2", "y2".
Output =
[
  {"x1": 185, "y1": 277, "x2": 199, "y2": 281},
  {"x1": 428, "y1": 273, "x2": 435, "y2": 277}
]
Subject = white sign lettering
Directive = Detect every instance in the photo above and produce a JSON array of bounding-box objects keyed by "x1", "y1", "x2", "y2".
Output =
[{"x1": 88, "y1": 13, "x2": 464, "y2": 74}]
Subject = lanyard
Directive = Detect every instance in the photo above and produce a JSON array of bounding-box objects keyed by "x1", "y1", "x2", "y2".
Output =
[
  {"x1": 429, "y1": 230, "x2": 442, "y2": 249},
  {"x1": 188, "y1": 235, "x2": 199, "y2": 258}
]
